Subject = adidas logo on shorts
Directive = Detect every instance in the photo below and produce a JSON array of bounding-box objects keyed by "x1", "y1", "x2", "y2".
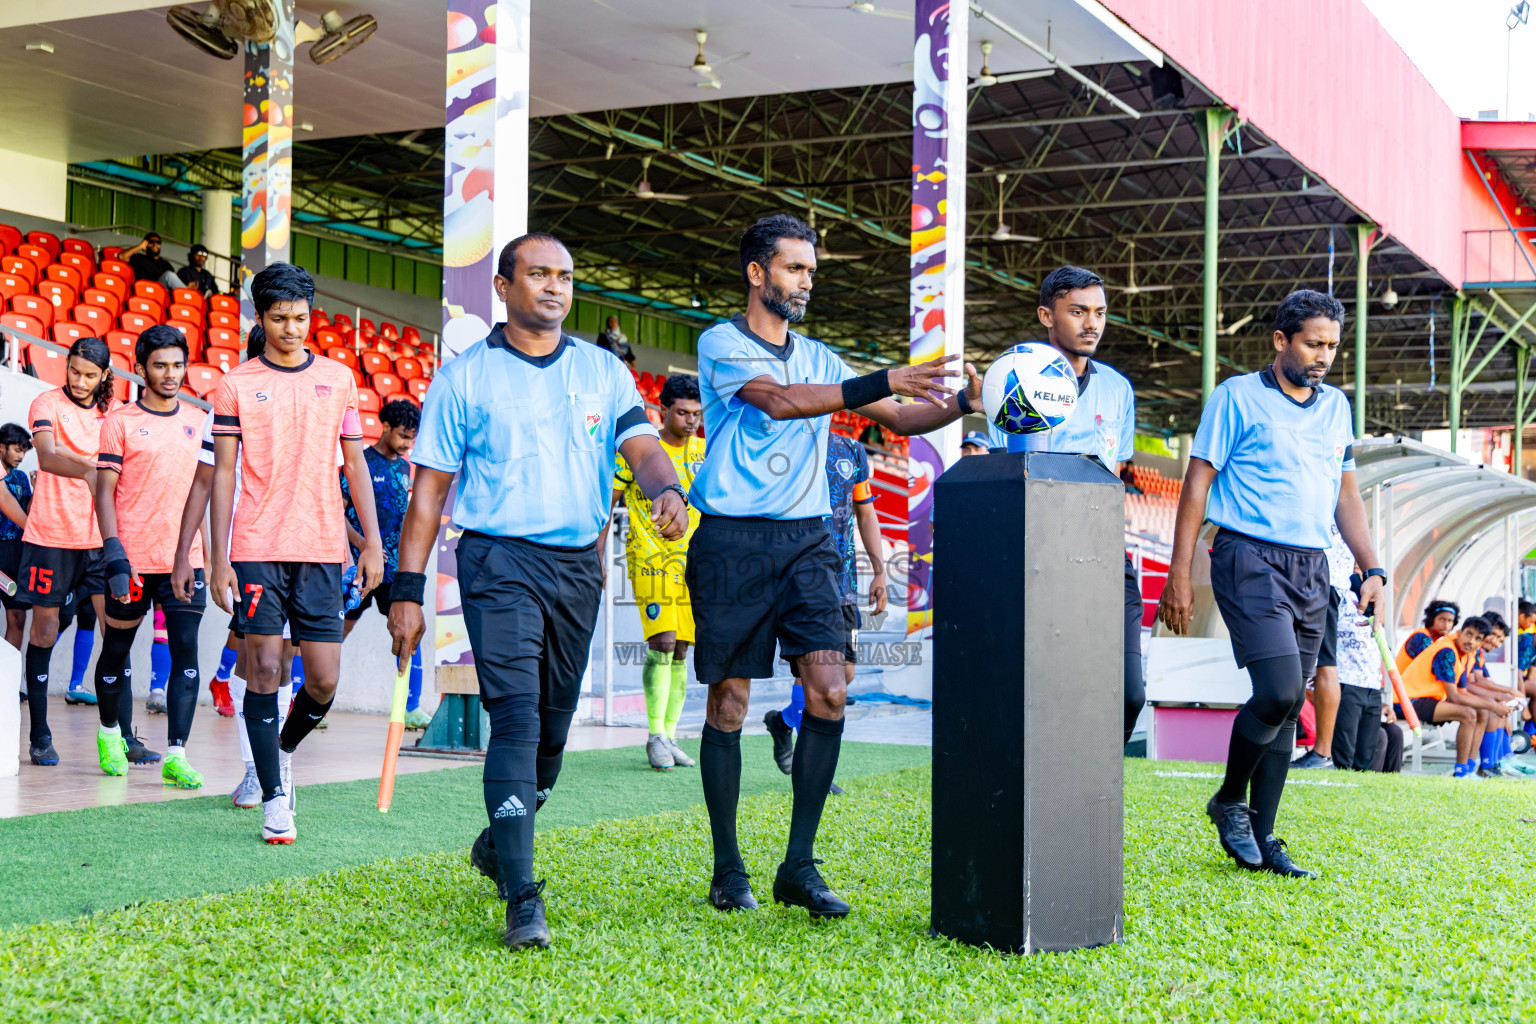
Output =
[{"x1": 493, "y1": 795, "x2": 528, "y2": 819}]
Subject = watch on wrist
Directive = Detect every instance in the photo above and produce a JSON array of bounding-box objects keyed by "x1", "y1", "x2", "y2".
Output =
[
  {"x1": 660, "y1": 483, "x2": 688, "y2": 507},
  {"x1": 1363, "y1": 567, "x2": 1387, "y2": 585}
]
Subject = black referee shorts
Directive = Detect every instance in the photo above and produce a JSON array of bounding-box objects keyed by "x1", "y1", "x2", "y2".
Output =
[
  {"x1": 457, "y1": 530, "x2": 602, "y2": 710},
  {"x1": 686, "y1": 513, "x2": 846, "y2": 686},
  {"x1": 1124, "y1": 553, "x2": 1143, "y2": 655},
  {"x1": 1315, "y1": 590, "x2": 1341, "y2": 669},
  {"x1": 1209, "y1": 528, "x2": 1330, "y2": 677}
]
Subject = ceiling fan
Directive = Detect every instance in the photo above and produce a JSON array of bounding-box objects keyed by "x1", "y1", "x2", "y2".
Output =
[
  {"x1": 1223, "y1": 312, "x2": 1254, "y2": 335},
  {"x1": 808, "y1": 210, "x2": 857, "y2": 261},
  {"x1": 791, "y1": 2, "x2": 912, "y2": 19},
  {"x1": 1112, "y1": 241, "x2": 1175, "y2": 295},
  {"x1": 1145, "y1": 339, "x2": 1182, "y2": 369},
  {"x1": 1393, "y1": 379, "x2": 1412, "y2": 411},
  {"x1": 632, "y1": 29, "x2": 747, "y2": 89},
  {"x1": 988, "y1": 173, "x2": 1041, "y2": 243},
  {"x1": 970, "y1": 41, "x2": 1056, "y2": 89},
  {"x1": 619, "y1": 156, "x2": 688, "y2": 201}
]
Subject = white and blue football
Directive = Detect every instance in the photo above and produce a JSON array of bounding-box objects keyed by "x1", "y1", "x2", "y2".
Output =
[{"x1": 981, "y1": 342, "x2": 1078, "y2": 435}]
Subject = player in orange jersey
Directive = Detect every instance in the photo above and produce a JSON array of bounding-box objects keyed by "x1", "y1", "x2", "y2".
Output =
[
  {"x1": 95, "y1": 326, "x2": 211, "y2": 786},
  {"x1": 177, "y1": 263, "x2": 384, "y2": 844}
]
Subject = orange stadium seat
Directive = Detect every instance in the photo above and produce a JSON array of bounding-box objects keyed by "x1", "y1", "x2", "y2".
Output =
[
  {"x1": 357, "y1": 387, "x2": 381, "y2": 414},
  {"x1": 101, "y1": 246, "x2": 123, "y2": 261},
  {"x1": 0, "y1": 225, "x2": 21, "y2": 254},
  {"x1": 369, "y1": 371, "x2": 401, "y2": 397},
  {"x1": 183, "y1": 363, "x2": 224, "y2": 397},
  {"x1": 394, "y1": 356, "x2": 422, "y2": 380},
  {"x1": 358, "y1": 411, "x2": 383, "y2": 442},
  {"x1": 2, "y1": 312, "x2": 44, "y2": 340},
  {"x1": 207, "y1": 310, "x2": 238, "y2": 331},
  {"x1": 57, "y1": 252, "x2": 94, "y2": 280},
  {"x1": 105, "y1": 330, "x2": 136, "y2": 364},
  {"x1": 172, "y1": 287, "x2": 203, "y2": 309},
  {"x1": 1, "y1": 257, "x2": 35, "y2": 284},
  {"x1": 52, "y1": 322, "x2": 91, "y2": 346},
  {"x1": 119, "y1": 312, "x2": 155, "y2": 333},
  {"x1": 380, "y1": 321, "x2": 399, "y2": 340},
  {"x1": 314, "y1": 328, "x2": 342, "y2": 350},
  {"x1": 326, "y1": 346, "x2": 358, "y2": 369},
  {"x1": 208, "y1": 294, "x2": 238, "y2": 315},
  {"x1": 92, "y1": 272, "x2": 128, "y2": 304},
  {"x1": 406, "y1": 377, "x2": 430, "y2": 402},
  {"x1": 99, "y1": 258, "x2": 130, "y2": 277},
  {"x1": 81, "y1": 288, "x2": 121, "y2": 317},
  {"x1": 168, "y1": 303, "x2": 202, "y2": 326},
  {"x1": 26, "y1": 232, "x2": 60, "y2": 259},
  {"x1": 359, "y1": 351, "x2": 391, "y2": 378},
  {"x1": 206, "y1": 346, "x2": 238, "y2": 373},
  {"x1": 71, "y1": 305, "x2": 113, "y2": 335},
  {"x1": 133, "y1": 280, "x2": 168, "y2": 308},
  {"x1": 28, "y1": 343, "x2": 67, "y2": 385},
  {"x1": 108, "y1": 353, "x2": 132, "y2": 403},
  {"x1": 0, "y1": 274, "x2": 27, "y2": 302},
  {"x1": 36, "y1": 282, "x2": 76, "y2": 310},
  {"x1": 44, "y1": 264, "x2": 83, "y2": 293},
  {"x1": 126, "y1": 296, "x2": 163, "y2": 321},
  {"x1": 389, "y1": 391, "x2": 419, "y2": 408},
  {"x1": 360, "y1": 317, "x2": 376, "y2": 335},
  {"x1": 166, "y1": 320, "x2": 201, "y2": 357},
  {"x1": 15, "y1": 244, "x2": 49, "y2": 270},
  {"x1": 61, "y1": 238, "x2": 93, "y2": 260},
  {"x1": 11, "y1": 295, "x2": 53, "y2": 329}
]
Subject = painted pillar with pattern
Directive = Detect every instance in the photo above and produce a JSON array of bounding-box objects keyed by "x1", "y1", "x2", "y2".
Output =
[
  {"x1": 907, "y1": 0, "x2": 968, "y2": 635},
  {"x1": 238, "y1": 0, "x2": 296, "y2": 337}
]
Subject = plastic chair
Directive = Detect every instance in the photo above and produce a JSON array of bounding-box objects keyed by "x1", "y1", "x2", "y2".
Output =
[
  {"x1": 168, "y1": 303, "x2": 202, "y2": 326},
  {"x1": 359, "y1": 411, "x2": 383, "y2": 442},
  {"x1": 61, "y1": 238, "x2": 94, "y2": 260},
  {"x1": 133, "y1": 280, "x2": 169, "y2": 308},
  {"x1": 394, "y1": 356, "x2": 422, "y2": 380},
  {"x1": 0, "y1": 275, "x2": 26, "y2": 303},
  {"x1": 36, "y1": 281, "x2": 76, "y2": 311},
  {"x1": 357, "y1": 388, "x2": 381, "y2": 414},
  {"x1": 387, "y1": 391, "x2": 420, "y2": 408},
  {"x1": 166, "y1": 320, "x2": 202, "y2": 358},
  {"x1": 369, "y1": 371, "x2": 401, "y2": 398},
  {"x1": 206, "y1": 346, "x2": 238, "y2": 373},
  {"x1": 406, "y1": 377, "x2": 430, "y2": 402},
  {"x1": 51, "y1": 322, "x2": 91, "y2": 346},
  {"x1": 10, "y1": 295, "x2": 54, "y2": 329},
  {"x1": 207, "y1": 310, "x2": 238, "y2": 331},
  {"x1": 92, "y1": 272, "x2": 128, "y2": 304},
  {"x1": 101, "y1": 245, "x2": 124, "y2": 261},
  {"x1": 125, "y1": 296, "x2": 163, "y2": 321},
  {"x1": 57, "y1": 252, "x2": 94, "y2": 280},
  {"x1": 119, "y1": 312, "x2": 156, "y2": 334},
  {"x1": 0, "y1": 225, "x2": 21, "y2": 255},
  {"x1": 25, "y1": 232, "x2": 60, "y2": 259},
  {"x1": 2, "y1": 312, "x2": 44, "y2": 339},
  {"x1": 325, "y1": 346, "x2": 358, "y2": 369},
  {"x1": 43, "y1": 264, "x2": 83, "y2": 294},
  {"x1": 99, "y1": 258, "x2": 130, "y2": 277},
  {"x1": 108, "y1": 353, "x2": 132, "y2": 403},
  {"x1": 380, "y1": 321, "x2": 399, "y2": 340},
  {"x1": 15, "y1": 244, "x2": 49, "y2": 271},
  {"x1": 81, "y1": 288, "x2": 122, "y2": 318},
  {"x1": 71, "y1": 305, "x2": 113, "y2": 335},
  {"x1": 105, "y1": 330, "x2": 137, "y2": 364},
  {"x1": 206, "y1": 327, "x2": 238, "y2": 351},
  {"x1": 314, "y1": 328, "x2": 343, "y2": 350},
  {"x1": 183, "y1": 363, "x2": 224, "y2": 397},
  {"x1": 360, "y1": 317, "x2": 377, "y2": 336},
  {"x1": 27, "y1": 343, "x2": 67, "y2": 385},
  {"x1": 172, "y1": 288, "x2": 204, "y2": 310},
  {"x1": 1, "y1": 257, "x2": 35, "y2": 284},
  {"x1": 360, "y1": 351, "x2": 391, "y2": 378},
  {"x1": 208, "y1": 294, "x2": 238, "y2": 315}
]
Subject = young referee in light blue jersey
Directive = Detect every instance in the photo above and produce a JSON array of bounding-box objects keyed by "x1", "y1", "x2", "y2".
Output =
[
  {"x1": 1158, "y1": 289, "x2": 1385, "y2": 880},
  {"x1": 687, "y1": 214, "x2": 982, "y2": 917},
  {"x1": 988, "y1": 266, "x2": 1144, "y2": 745},
  {"x1": 387, "y1": 234, "x2": 688, "y2": 951}
]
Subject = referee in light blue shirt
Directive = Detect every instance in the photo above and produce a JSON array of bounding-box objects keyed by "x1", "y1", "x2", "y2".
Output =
[
  {"x1": 687, "y1": 213, "x2": 981, "y2": 918},
  {"x1": 986, "y1": 266, "x2": 1144, "y2": 745},
  {"x1": 1158, "y1": 289, "x2": 1385, "y2": 881},
  {"x1": 387, "y1": 233, "x2": 687, "y2": 952}
]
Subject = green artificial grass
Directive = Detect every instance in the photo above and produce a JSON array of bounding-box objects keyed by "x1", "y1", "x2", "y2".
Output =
[
  {"x1": 0, "y1": 737, "x2": 926, "y2": 928},
  {"x1": 6, "y1": 761, "x2": 1536, "y2": 1022}
]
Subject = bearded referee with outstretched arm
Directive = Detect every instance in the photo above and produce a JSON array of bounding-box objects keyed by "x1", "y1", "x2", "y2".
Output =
[{"x1": 387, "y1": 233, "x2": 687, "y2": 951}]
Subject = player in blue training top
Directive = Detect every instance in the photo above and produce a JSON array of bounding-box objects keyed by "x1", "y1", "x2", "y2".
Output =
[
  {"x1": 0, "y1": 422, "x2": 33, "y2": 653},
  {"x1": 987, "y1": 266, "x2": 1144, "y2": 746},
  {"x1": 687, "y1": 213, "x2": 980, "y2": 918},
  {"x1": 1159, "y1": 289, "x2": 1386, "y2": 880},
  {"x1": 388, "y1": 232, "x2": 687, "y2": 952},
  {"x1": 340, "y1": 398, "x2": 426, "y2": 728}
]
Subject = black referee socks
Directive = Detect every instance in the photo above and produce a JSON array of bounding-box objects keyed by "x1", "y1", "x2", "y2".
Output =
[
  {"x1": 700, "y1": 724, "x2": 744, "y2": 874},
  {"x1": 484, "y1": 695, "x2": 540, "y2": 896},
  {"x1": 24, "y1": 641, "x2": 54, "y2": 746},
  {"x1": 787, "y1": 713, "x2": 844, "y2": 863},
  {"x1": 280, "y1": 687, "x2": 334, "y2": 753}
]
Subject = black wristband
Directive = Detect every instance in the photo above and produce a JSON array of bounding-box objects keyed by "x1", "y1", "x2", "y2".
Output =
[
  {"x1": 657, "y1": 483, "x2": 688, "y2": 507},
  {"x1": 391, "y1": 571, "x2": 427, "y2": 606},
  {"x1": 102, "y1": 535, "x2": 132, "y2": 577},
  {"x1": 957, "y1": 390, "x2": 973, "y2": 415},
  {"x1": 841, "y1": 369, "x2": 892, "y2": 411}
]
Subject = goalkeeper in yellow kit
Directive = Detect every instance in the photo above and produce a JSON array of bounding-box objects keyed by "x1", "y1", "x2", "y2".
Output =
[{"x1": 608, "y1": 374, "x2": 704, "y2": 770}]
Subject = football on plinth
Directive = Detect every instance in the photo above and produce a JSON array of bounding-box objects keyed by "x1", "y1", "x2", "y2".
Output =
[{"x1": 981, "y1": 342, "x2": 1078, "y2": 435}]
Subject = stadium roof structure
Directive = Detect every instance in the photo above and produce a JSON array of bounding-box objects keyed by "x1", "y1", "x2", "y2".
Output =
[{"x1": 8, "y1": 0, "x2": 1536, "y2": 441}]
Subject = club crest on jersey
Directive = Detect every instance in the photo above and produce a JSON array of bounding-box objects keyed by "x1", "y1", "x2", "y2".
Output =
[
  {"x1": 585, "y1": 412, "x2": 602, "y2": 438},
  {"x1": 835, "y1": 458, "x2": 855, "y2": 480},
  {"x1": 646, "y1": 602, "x2": 660, "y2": 620},
  {"x1": 315, "y1": 385, "x2": 333, "y2": 399},
  {"x1": 184, "y1": 425, "x2": 196, "y2": 439}
]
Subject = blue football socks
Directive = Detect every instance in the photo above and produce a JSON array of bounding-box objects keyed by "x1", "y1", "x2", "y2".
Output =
[{"x1": 780, "y1": 683, "x2": 805, "y2": 731}]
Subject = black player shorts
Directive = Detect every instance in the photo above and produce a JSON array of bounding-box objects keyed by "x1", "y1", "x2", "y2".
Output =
[
  {"x1": 17, "y1": 542, "x2": 104, "y2": 609},
  {"x1": 344, "y1": 585, "x2": 393, "y2": 622},
  {"x1": 1396, "y1": 697, "x2": 1443, "y2": 726},
  {"x1": 686, "y1": 514, "x2": 846, "y2": 687},
  {"x1": 1315, "y1": 590, "x2": 1341, "y2": 669},
  {"x1": 104, "y1": 569, "x2": 207, "y2": 621},
  {"x1": 1124, "y1": 553, "x2": 1143, "y2": 655},
  {"x1": 232, "y1": 561, "x2": 344, "y2": 643},
  {"x1": 456, "y1": 530, "x2": 602, "y2": 709},
  {"x1": 1209, "y1": 528, "x2": 1330, "y2": 677},
  {"x1": 0, "y1": 539, "x2": 30, "y2": 610},
  {"x1": 789, "y1": 605, "x2": 861, "y2": 678}
]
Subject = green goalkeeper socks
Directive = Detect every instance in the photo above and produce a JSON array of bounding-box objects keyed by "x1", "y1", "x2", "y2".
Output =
[
  {"x1": 666, "y1": 657, "x2": 688, "y2": 738},
  {"x1": 642, "y1": 648, "x2": 672, "y2": 734}
]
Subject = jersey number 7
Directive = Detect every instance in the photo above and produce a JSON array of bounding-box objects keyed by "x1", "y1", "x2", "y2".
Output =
[{"x1": 244, "y1": 583, "x2": 263, "y2": 616}]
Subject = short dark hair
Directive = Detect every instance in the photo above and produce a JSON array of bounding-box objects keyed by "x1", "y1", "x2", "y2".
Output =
[
  {"x1": 659, "y1": 373, "x2": 700, "y2": 407},
  {"x1": 251, "y1": 262, "x2": 315, "y2": 317},
  {"x1": 144, "y1": 232, "x2": 161, "y2": 243},
  {"x1": 0, "y1": 423, "x2": 32, "y2": 450},
  {"x1": 379, "y1": 398, "x2": 420, "y2": 432},
  {"x1": 245, "y1": 324, "x2": 266, "y2": 361},
  {"x1": 1274, "y1": 289, "x2": 1345, "y2": 341},
  {"x1": 1039, "y1": 266, "x2": 1106, "y2": 309},
  {"x1": 1462, "y1": 614, "x2": 1491, "y2": 637},
  {"x1": 1485, "y1": 611, "x2": 1510, "y2": 634},
  {"x1": 497, "y1": 232, "x2": 567, "y2": 279},
  {"x1": 1521, "y1": 600, "x2": 1536, "y2": 618},
  {"x1": 1423, "y1": 600, "x2": 1459, "y2": 628},
  {"x1": 135, "y1": 324, "x2": 188, "y2": 368},
  {"x1": 739, "y1": 214, "x2": 817, "y2": 292}
]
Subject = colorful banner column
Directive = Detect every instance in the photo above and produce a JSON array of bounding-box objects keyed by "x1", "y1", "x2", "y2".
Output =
[
  {"x1": 436, "y1": 0, "x2": 532, "y2": 678},
  {"x1": 238, "y1": 0, "x2": 295, "y2": 336},
  {"x1": 907, "y1": 0, "x2": 968, "y2": 635}
]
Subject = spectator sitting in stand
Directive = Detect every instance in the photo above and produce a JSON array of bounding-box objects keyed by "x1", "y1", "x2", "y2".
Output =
[
  {"x1": 1118, "y1": 464, "x2": 1142, "y2": 492},
  {"x1": 120, "y1": 232, "x2": 183, "y2": 293},
  {"x1": 177, "y1": 244, "x2": 219, "y2": 297},
  {"x1": 593, "y1": 316, "x2": 636, "y2": 366}
]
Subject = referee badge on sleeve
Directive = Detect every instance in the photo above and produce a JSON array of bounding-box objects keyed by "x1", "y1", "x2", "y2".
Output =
[{"x1": 1334, "y1": 443, "x2": 1345, "y2": 468}]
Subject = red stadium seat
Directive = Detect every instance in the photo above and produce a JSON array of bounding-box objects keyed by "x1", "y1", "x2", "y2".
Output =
[
  {"x1": 0, "y1": 275, "x2": 27, "y2": 302},
  {"x1": 166, "y1": 320, "x2": 201, "y2": 357},
  {"x1": 314, "y1": 328, "x2": 343, "y2": 350},
  {"x1": 57, "y1": 252, "x2": 94, "y2": 280},
  {"x1": 108, "y1": 353, "x2": 132, "y2": 403},
  {"x1": 380, "y1": 321, "x2": 399, "y2": 340},
  {"x1": 357, "y1": 387, "x2": 381, "y2": 413},
  {"x1": 1, "y1": 257, "x2": 35, "y2": 284},
  {"x1": 325, "y1": 346, "x2": 358, "y2": 369},
  {"x1": 394, "y1": 356, "x2": 422, "y2": 380},
  {"x1": 207, "y1": 310, "x2": 238, "y2": 331},
  {"x1": 168, "y1": 303, "x2": 202, "y2": 326},
  {"x1": 27, "y1": 343, "x2": 67, "y2": 385},
  {"x1": 99, "y1": 258, "x2": 130, "y2": 277},
  {"x1": 101, "y1": 245, "x2": 123, "y2": 261},
  {"x1": 208, "y1": 294, "x2": 238, "y2": 315},
  {"x1": 360, "y1": 351, "x2": 391, "y2": 378},
  {"x1": 52, "y1": 322, "x2": 91, "y2": 346},
  {"x1": 15, "y1": 244, "x2": 49, "y2": 271},
  {"x1": 387, "y1": 392, "x2": 420, "y2": 408},
  {"x1": 406, "y1": 377, "x2": 430, "y2": 402},
  {"x1": 119, "y1": 312, "x2": 155, "y2": 333},
  {"x1": 36, "y1": 281, "x2": 76, "y2": 311},
  {"x1": 360, "y1": 317, "x2": 376, "y2": 335},
  {"x1": 105, "y1": 330, "x2": 136, "y2": 364},
  {"x1": 61, "y1": 238, "x2": 94, "y2": 260},
  {"x1": 206, "y1": 346, "x2": 238, "y2": 373},
  {"x1": 71, "y1": 305, "x2": 113, "y2": 335},
  {"x1": 183, "y1": 363, "x2": 224, "y2": 397},
  {"x1": 92, "y1": 272, "x2": 128, "y2": 304},
  {"x1": 81, "y1": 288, "x2": 121, "y2": 317},
  {"x1": 2, "y1": 312, "x2": 44, "y2": 340},
  {"x1": 206, "y1": 327, "x2": 238, "y2": 351},
  {"x1": 44, "y1": 264, "x2": 83, "y2": 293},
  {"x1": 125, "y1": 296, "x2": 163, "y2": 321},
  {"x1": 0, "y1": 224, "x2": 21, "y2": 255},
  {"x1": 358, "y1": 411, "x2": 383, "y2": 442},
  {"x1": 10, "y1": 295, "x2": 53, "y2": 329},
  {"x1": 171, "y1": 287, "x2": 204, "y2": 310},
  {"x1": 369, "y1": 371, "x2": 401, "y2": 397},
  {"x1": 26, "y1": 231, "x2": 60, "y2": 259},
  {"x1": 133, "y1": 280, "x2": 169, "y2": 308}
]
